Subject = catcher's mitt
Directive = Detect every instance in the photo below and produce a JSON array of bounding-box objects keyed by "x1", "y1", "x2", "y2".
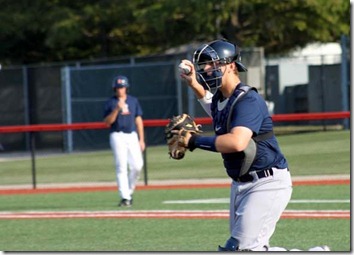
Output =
[{"x1": 164, "y1": 113, "x2": 202, "y2": 160}]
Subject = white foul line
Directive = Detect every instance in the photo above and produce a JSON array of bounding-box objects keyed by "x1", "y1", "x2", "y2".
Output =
[{"x1": 162, "y1": 198, "x2": 350, "y2": 204}]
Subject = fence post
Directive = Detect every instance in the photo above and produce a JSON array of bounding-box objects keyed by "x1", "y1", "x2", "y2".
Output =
[
  {"x1": 143, "y1": 148, "x2": 148, "y2": 185},
  {"x1": 22, "y1": 66, "x2": 30, "y2": 151},
  {"x1": 61, "y1": 66, "x2": 73, "y2": 152},
  {"x1": 340, "y1": 35, "x2": 349, "y2": 130},
  {"x1": 30, "y1": 132, "x2": 37, "y2": 189},
  {"x1": 175, "y1": 60, "x2": 183, "y2": 115}
]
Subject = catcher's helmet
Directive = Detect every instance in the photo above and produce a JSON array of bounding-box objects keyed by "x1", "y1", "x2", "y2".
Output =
[
  {"x1": 112, "y1": 75, "x2": 129, "y2": 90},
  {"x1": 193, "y1": 39, "x2": 247, "y2": 92}
]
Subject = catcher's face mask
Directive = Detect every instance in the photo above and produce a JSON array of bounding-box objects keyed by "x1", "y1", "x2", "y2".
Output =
[{"x1": 193, "y1": 44, "x2": 225, "y2": 94}]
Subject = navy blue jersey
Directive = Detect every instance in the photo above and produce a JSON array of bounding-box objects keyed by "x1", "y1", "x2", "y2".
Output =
[
  {"x1": 103, "y1": 95, "x2": 143, "y2": 133},
  {"x1": 211, "y1": 83, "x2": 288, "y2": 179}
]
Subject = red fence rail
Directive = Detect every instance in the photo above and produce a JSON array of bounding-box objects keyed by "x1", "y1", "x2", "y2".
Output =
[{"x1": 0, "y1": 111, "x2": 350, "y2": 133}]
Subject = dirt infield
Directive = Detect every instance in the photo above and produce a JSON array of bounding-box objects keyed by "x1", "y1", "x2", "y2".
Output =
[
  {"x1": 0, "y1": 210, "x2": 349, "y2": 220},
  {"x1": 0, "y1": 175, "x2": 349, "y2": 221},
  {"x1": 0, "y1": 174, "x2": 350, "y2": 195}
]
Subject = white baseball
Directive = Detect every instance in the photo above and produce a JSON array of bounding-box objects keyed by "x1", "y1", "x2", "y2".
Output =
[{"x1": 178, "y1": 62, "x2": 191, "y2": 75}]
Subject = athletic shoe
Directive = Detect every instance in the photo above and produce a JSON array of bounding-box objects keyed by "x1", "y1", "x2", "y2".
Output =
[
  {"x1": 118, "y1": 199, "x2": 132, "y2": 207},
  {"x1": 308, "y1": 245, "x2": 330, "y2": 251}
]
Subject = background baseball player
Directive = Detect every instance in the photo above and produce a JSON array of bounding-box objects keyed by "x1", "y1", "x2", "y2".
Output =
[
  {"x1": 176, "y1": 39, "x2": 329, "y2": 251},
  {"x1": 103, "y1": 75, "x2": 145, "y2": 207}
]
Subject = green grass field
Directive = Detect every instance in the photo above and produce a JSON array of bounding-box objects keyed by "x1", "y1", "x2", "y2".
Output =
[
  {"x1": 0, "y1": 184, "x2": 350, "y2": 251},
  {"x1": 0, "y1": 130, "x2": 350, "y2": 251},
  {"x1": 0, "y1": 130, "x2": 350, "y2": 185}
]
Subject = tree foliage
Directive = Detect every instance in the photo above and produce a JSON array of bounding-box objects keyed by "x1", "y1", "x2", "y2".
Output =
[{"x1": 0, "y1": 0, "x2": 349, "y2": 65}]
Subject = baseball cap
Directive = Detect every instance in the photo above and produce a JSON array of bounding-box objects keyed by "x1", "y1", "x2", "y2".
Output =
[{"x1": 112, "y1": 75, "x2": 129, "y2": 89}]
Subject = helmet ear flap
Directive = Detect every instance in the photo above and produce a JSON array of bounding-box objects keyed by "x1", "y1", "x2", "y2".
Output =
[{"x1": 236, "y1": 61, "x2": 248, "y2": 72}]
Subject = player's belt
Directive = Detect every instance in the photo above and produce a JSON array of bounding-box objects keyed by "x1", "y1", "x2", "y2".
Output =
[
  {"x1": 235, "y1": 168, "x2": 274, "y2": 182},
  {"x1": 115, "y1": 130, "x2": 133, "y2": 134}
]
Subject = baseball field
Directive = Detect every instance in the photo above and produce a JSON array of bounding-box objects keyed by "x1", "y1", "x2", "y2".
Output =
[{"x1": 0, "y1": 130, "x2": 350, "y2": 252}]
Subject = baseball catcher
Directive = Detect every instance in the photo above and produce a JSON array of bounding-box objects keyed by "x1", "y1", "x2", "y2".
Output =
[{"x1": 164, "y1": 113, "x2": 202, "y2": 159}]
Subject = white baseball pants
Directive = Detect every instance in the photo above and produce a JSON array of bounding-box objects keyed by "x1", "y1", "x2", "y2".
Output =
[
  {"x1": 110, "y1": 131, "x2": 143, "y2": 200},
  {"x1": 229, "y1": 168, "x2": 292, "y2": 251}
]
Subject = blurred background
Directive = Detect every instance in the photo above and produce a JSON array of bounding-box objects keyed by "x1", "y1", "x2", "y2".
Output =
[{"x1": 0, "y1": 0, "x2": 350, "y2": 153}]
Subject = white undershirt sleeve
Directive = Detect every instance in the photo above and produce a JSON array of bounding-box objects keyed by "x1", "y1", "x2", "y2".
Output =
[{"x1": 197, "y1": 90, "x2": 213, "y2": 117}]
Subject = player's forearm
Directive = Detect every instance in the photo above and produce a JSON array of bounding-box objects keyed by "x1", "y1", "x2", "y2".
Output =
[
  {"x1": 189, "y1": 81, "x2": 206, "y2": 99},
  {"x1": 135, "y1": 116, "x2": 145, "y2": 141},
  {"x1": 138, "y1": 128, "x2": 144, "y2": 142},
  {"x1": 104, "y1": 107, "x2": 120, "y2": 126},
  {"x1": 189, "y1": 128, "x2": 252, "y2": 153}
]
